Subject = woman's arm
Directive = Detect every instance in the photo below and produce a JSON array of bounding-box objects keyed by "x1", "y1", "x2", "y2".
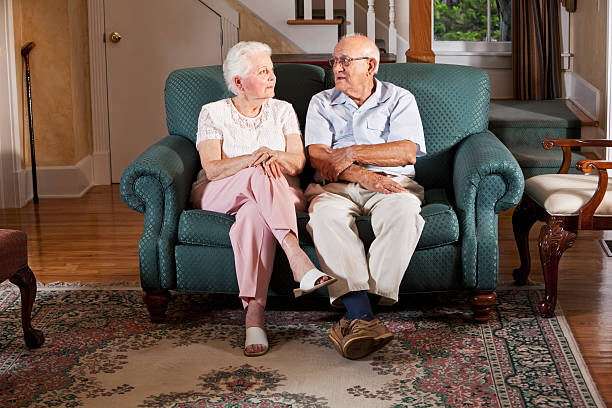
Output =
[
  {"x1": 277, "y1": 133, "x2": 306, "y2": 175},
  {"x1": 199, "y1": 140, "x2": 253, "y2": 181}
]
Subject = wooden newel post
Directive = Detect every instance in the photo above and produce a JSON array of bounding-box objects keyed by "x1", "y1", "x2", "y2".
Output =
[{"x1": 405, "y1": 0, "x2": 435, "y2": 63}]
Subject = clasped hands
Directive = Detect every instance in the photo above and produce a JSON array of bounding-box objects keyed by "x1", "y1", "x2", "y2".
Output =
[
  {"x1": 247, "y1": 146, "x2": 284, "y2": 179},
  {"x1": 319, "y1": 146, "x2": 407, "y2": 194}
]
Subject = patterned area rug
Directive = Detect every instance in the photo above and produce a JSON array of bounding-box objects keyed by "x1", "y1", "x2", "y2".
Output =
[{"x1": 0, "y1": 285, "x2": 605, "y2": 407}]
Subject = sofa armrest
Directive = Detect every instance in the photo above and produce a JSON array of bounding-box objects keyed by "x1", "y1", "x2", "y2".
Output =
[
  {"x1": 120, "y1": 135, "x2": 200, "y2": 290},
  {"x1": 453, "y1": 131, "x2": 524, "y2": 289}
]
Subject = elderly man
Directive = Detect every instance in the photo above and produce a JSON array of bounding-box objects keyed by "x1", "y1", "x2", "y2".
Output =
[{"x1": 305, "y1": 35, "x2": 426, "y2": 359}]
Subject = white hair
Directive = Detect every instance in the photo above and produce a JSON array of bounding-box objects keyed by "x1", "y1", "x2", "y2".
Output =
[
  {"x1": 340, "y1": 33, "x2": 380, "y2": 73},
  {"x1": 223, "y1": 41, "x2": 272, "y2": 94}
]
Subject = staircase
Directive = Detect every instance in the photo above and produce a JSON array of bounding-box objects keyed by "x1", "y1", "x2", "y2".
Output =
[{"x1": 235, "y1": 0, "x2": 409, "y2": 61}]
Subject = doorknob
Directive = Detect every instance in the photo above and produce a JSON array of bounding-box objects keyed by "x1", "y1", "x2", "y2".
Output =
[{"x1": 109, "y1": 32, "x2": 122, "y2": 43}]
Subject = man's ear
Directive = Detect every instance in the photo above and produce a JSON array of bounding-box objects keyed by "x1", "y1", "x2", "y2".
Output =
[{"x1": 367, "y1": 58, "x2": 377, "y2": 75}]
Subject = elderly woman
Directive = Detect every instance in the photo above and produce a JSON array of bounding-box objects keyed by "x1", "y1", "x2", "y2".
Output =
[{"x1": 190, "y1": 41, "x2": 336, "y2": 357}]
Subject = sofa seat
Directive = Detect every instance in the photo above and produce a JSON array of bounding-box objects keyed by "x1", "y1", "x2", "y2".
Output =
[{"x1": 178, "y1": 188, "x2": 459, "y2": 250}]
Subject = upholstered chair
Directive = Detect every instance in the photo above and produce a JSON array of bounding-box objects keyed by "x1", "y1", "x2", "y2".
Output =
[
  {"x1": 0, "y1": 229, "x2": 44, "y2": 348},
  {"x1": 513, "y1": 139, "x2": 612, "y2": 317}
]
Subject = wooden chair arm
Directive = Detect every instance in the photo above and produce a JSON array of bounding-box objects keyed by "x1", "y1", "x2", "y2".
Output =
[
  {"x1": 543, "y1": 138, "x2": 612, "y2": 174},
  {"x1": 575, "y1": 159, "x2": 611, "y2": 229}
]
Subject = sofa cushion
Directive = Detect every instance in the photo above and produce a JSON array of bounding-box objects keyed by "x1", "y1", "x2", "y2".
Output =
[
  {"x1": 489, "y1": 100, "x2": 581, "y2": 129},
  {"x1": 178, "y1": 188, "x2": 459, "y2": 250},
  {"x1": 165, "y1": 64, "x2": 326, "y2": 144}
]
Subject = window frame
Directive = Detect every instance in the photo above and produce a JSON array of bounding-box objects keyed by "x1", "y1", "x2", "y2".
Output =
[{"x1": 431, "y1": 0, "x2": 512, "y2": 55}]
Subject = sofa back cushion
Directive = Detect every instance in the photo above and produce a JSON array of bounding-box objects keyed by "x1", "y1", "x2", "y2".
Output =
[
  {"x1": 164, "y1": 64, "x2": 326, "y2": 144},
  {"x1": 374, "y1": 64, "x2": 490, "y2": 189}
]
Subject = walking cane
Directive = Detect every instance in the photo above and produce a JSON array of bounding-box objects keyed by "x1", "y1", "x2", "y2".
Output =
[{"x1": 21, "y1": 42, "x2": 38, "y2": 204}]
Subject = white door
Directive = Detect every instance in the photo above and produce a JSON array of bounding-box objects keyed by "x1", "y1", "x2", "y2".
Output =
[{"x1": 105, "y1": 0, "x2": 223, "y2": 182}]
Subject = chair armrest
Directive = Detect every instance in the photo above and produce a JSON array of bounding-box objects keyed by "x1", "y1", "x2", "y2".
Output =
[
  {"x1": 543, "y1": 138, "x2": 612, "y2": 174},
  {"x1": 120, "y1": 135, "x2": 199, "y2": 213},
  {"x1": 454, "y1": 131, "x2": 524, "y2": 214},
  {"x1": 453, "y1": 131, "x2": 524, "y2": 289},
  {"x1": 120, "y1": 135, "x2": 200, "y2": 290},
  {"x1": 575, "y1": 159, "x2": 612, "y2": 229}
]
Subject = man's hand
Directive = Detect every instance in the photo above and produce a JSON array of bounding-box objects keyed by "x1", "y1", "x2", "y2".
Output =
[
  {"x1": 319, "y1": 146, "x2": 355, "y2": 182},
  {"x1": 358, "y1": 171, "x2": 407, "y2": 194}
]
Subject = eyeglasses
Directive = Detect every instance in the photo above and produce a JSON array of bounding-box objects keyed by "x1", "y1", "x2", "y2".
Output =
[{"x1": 328, "y1": 56, "x2": 370, "y2": 67}]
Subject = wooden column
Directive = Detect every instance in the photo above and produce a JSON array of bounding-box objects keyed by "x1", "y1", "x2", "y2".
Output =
[{"x1": 406, "y1": 0, "x2": 435, "y2": 63}]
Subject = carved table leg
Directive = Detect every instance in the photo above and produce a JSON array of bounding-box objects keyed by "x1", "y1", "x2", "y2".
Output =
[
  {"x1": 142, "y1": 290, "x2": 171, "y2": 322},
  {"x1": 469, "y1": 292, "x2": 497, "y2": 323},
  {"x1": 512, "y1": 198, "x2": 538, "y2": 285},
  {"x1": 9, "y1": 266, "x2": 44, "y2": 348},
  {"x1": 538, "y1": 219, "x2": 576, "y2": 317}
]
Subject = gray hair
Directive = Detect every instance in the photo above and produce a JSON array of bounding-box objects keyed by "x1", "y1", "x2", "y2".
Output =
[
  {"x1": 223, "y1": 41, "x2": 272, "y2": 94},
  {"x1": 340, "y1": 34, "x2": 380, "y2": 73}
]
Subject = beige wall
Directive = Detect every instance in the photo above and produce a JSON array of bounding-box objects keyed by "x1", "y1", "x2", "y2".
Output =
[
  {"x1": 225, "y1": 0, "x2": 301, "y2": 53},
  {"x1": 12, "y1": 0, "x2": 92, "y2": 167},
  {"x1": 570, "y1": 2, "x2": 607, "y2": 131}
]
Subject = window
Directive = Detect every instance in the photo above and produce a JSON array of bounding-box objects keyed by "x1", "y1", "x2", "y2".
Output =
[{"x1": 434, "y1": 0, "x2": 511, "y2": 43}]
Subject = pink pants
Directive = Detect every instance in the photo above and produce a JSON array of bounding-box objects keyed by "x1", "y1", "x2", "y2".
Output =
[{"x1": 191, "y1": 167, "x2": 306, "y2": 309}]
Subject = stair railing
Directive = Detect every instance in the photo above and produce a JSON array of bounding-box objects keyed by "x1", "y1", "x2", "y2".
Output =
[{"x1": 297, "y1": 0, "x2": 397, "y2": 55}]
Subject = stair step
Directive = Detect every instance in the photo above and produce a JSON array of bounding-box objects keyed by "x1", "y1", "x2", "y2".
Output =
[{"x1": 287, "y1": 18, "x2": 343, "y2": 25}]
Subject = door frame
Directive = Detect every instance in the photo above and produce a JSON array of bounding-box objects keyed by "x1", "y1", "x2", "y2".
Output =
[
  {"x1": 87, "y1": 0, "x2": 238, "y2": 184},
  {"x1": 0, "y1": 0, "x2": 26, "y2": 208}
]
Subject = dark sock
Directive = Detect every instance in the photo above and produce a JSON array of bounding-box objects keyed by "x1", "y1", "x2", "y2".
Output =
[
  {"x1": 368, "y1": 293, "x2": 381, "y2": 308},
  {"x1": 342, "y1": 290, "x2": 375, "y2": 321}
]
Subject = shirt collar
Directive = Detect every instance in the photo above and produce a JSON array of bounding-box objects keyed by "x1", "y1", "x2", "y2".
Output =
[{"x1": 329, "y1": 78, "x2": 392, "y2": 108}]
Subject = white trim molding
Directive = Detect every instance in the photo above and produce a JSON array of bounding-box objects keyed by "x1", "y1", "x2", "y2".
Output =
[
  {"x1": 607, "y1": 0, "x2": 612, "y2": 161},
  {"x1": 562, "y1": 71, "x2": 600, "y2": 121},
  {"x1": 0, "y1": 0, "x2": 26, "y2": 208},
  {"x1": 88, "y1": 0, "x2": 111, "y2": 185},
  {"x1": 20, "y1": 155, "x2": 94, "y2": 199}
]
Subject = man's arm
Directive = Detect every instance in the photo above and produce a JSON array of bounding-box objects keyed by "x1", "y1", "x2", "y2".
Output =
[
  {"x1": 308, "y1": 141, "x2": 417, "y2": 182},
  {"x1": 309, "y1": 144, "x2": 408, "y2": 194}
]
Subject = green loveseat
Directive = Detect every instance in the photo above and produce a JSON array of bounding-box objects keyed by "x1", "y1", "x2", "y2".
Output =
[{"x1": 120, "y1": 63, "x2": 524, "y2": 322}]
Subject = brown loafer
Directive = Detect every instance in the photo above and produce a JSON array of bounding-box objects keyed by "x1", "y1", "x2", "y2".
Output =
[
  {"x1": 328, "y1": 317, "x2": 352, "y2": 356},
  {"x1": 341, "y1": 318, "x2": 393, "y2": 360}
]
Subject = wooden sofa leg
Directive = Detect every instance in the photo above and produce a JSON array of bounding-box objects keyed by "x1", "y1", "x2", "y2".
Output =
[
  {"x1": 469, "y1": 292, "x2": 497, "y2": 323},
  {"x1": 9, "y1": 266, "x2": 44, "y2": 348},
  {"x1": 142, "y1": 290, "x2": 171, "y2": 322},
  {"x1": 538, "y1": 219, "x2": 576, "y2": 317},
  {"x1": 512, "y1": 198, "x2": 537, "y2": 285}
]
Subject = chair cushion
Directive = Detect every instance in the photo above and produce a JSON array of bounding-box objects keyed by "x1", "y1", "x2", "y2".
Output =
[
  {"x1": 525, "y1": 174, "x2": 612, "y2": 216},
  {"x1": 178, "y1": 189, "x2": 460, "y2": 249},
  {"x1": 0, "y1": 229, "x2": 28, "y2": 277}
]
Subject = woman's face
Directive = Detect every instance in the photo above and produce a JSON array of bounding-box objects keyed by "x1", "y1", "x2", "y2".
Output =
[{"x1": 239, "y1": 52, "x2": 276, "y2": 100}]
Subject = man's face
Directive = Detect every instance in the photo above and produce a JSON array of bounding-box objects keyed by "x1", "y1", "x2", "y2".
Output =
[{"x1": 332, "y1": 39, "x2": 372, "y2": 96}]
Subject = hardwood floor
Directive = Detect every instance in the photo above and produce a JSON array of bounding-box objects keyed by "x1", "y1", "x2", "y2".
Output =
[{"x1": 1, "y1": 185, "x2": 610, "y2": 405}]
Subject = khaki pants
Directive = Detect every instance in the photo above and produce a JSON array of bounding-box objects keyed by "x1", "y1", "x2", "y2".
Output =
[{"x1": 305, "y1": 175, "x2": 425, "y2": 306}]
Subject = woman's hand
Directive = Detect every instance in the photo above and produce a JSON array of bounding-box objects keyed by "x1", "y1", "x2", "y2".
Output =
[
  {"x1": 247, "y1": 147, "x2": 276, "y2": 167},
  {"x1": 260, "y1": 156, "x2": 284, "y2": 179},
  {"x1": 247, "y1": 147, "x2": 285, "y2": 178}
]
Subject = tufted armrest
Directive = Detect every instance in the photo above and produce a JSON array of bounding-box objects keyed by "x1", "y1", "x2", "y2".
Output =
[
  {"x1": 453, "y1": 131, "x2": 524, "y2": 288},
  {"x1": 120, "y1": 135, "x2": 200, "y2": 289}
]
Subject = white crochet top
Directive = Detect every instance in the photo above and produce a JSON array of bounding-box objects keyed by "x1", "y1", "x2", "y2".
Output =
[{"x1": 196, "y1": 98, "x2": 301, "y2": 157}]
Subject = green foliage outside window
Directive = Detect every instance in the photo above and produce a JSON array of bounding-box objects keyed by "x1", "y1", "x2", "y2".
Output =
[{"x1": 434, "y1": 0, "x2": 501, "y2": 41}]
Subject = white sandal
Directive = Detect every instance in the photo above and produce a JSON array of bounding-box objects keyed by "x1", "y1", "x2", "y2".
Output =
[
  {"x1": 293, "y1": 269, "x2": 337, "y2": 298},
  {"x1": 244, "y1": 326, "x2": 268, "y2": 357}
]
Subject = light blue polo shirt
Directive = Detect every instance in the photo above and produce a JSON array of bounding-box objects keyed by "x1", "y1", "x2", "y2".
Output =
[{"x1": 305, "y1": 78, "x2": 426, "y2": 179}]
